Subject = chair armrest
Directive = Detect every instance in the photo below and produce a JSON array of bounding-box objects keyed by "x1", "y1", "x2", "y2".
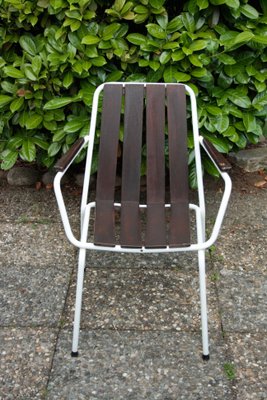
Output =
[
  {"x1": 54, "y1": 138, "x2": 85, "y2": 172},
  {"x1": 201, "y1": 137, "x2": 232, "y2": 172}
]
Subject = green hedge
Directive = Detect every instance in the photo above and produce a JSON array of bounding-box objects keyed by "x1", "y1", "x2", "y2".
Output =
[{"x1": 0, "y1": 0, "x2": 267, "y2": 183}]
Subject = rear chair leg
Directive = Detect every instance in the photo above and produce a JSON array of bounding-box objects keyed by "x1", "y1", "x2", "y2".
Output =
[
  {"x1": 71, "y1": 248, "x2": 86, "y2": 357},
  {"x1": 198, "y1": 249, "x2": 209, "y2": 360}
]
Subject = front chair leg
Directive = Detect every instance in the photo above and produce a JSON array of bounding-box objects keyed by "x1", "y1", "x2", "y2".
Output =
[
  {"x1": 198, "y1": 249, "x2": 210, "y2": 360},
  {"x1": 71, "y1": 248, "x2": 86, "y2": 357}
]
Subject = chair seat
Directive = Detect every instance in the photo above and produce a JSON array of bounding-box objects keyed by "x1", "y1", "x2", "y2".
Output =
[{"x1": 94, "y1": 83, "x2": 190, "y2": 249}]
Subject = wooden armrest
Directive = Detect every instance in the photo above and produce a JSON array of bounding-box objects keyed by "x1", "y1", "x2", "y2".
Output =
[
  {"x1": 202, "y1": 138, "x2": 232, "y2": 172},
  {"x1": 54, "y1": 138, "x2": 85, "y2": 172}
]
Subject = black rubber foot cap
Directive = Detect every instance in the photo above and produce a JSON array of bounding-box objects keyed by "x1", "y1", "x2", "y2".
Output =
[
  {"x1": 202, "y1": 354, "x2": 210, "y2": 361},
  {"x1": 71, "y1": 351, "x2": 79, "y2": 357}
]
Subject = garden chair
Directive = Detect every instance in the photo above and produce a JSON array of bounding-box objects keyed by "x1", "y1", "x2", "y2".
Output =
[{"x1": 54, "y1": 82, "x2": 232, "y2": 359}]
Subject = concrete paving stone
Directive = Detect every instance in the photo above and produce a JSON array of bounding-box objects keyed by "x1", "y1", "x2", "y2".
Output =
[
  {"x1": 226, "y1": 333, "x2": 267, "y2": 400},
  {"x1": 217, "y1": 271, "x2": 266, "y2": 332},
  {"x1": 0, "y1": 222, "x2": 76, "y2": 268},
  {"x1": 0, "y1": 183, "x2": 81, "y2": 226},
  {"x1": 219, "y1": 190, "x2": 267, "y2": 227},
  {"x1": 63, "y1": 266, "x2": 221, "y2": 332},
  {"x1": 47, "y1": 330, "x2": 233, "y2": 400},
  {"x1": 85, "y1": 250, "x2": 199, "y2": 270},
  {"x1": 0, "y1": 327, "x2": 57, "y2": 400},
  {"x1": 0, "y1": 264, "x2": 71, "y2": 326},
  {"x1": 213, "y1": 225, "x2": 267, "y2": 273}
]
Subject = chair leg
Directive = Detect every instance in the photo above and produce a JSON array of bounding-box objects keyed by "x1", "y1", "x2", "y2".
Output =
[
  {"x1": 71, "y1": 247, "x2": 86, "y2": 357},
  {"x1": 198, "y1": 249, "x2": 209, "y2": 360}
]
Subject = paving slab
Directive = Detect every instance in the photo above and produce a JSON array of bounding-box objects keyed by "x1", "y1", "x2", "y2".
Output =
[
  {"x1": 47, "y1": 330, "x2": 233, "y2": 400},
  {"x1": 63, "y1": 265, "x2": 221, "y2": 332},
  {"x1": 216, "y1": 270, "x2": 266, "y2": 333},
  {"x1": 0, "y1": 264, "x2": 72, "y2": 327},
  {"x1": 0, "y1": 170, "x2": 266, "y2": 400},
  {"x1": 213, "y1": 225, "x2": 267, "y2": 273},
  {"x1": 0, "y1": 183, "x2": 81, "y2": 227},
  {"x1": 0, "y1": 327, "x2": 57, "y2": 400},
  {"x1": 0, "y1": 222, "x2": 75, "y2": 268},
  {"x1": 226, "y1": 333, "x2": 267, "y2": 400}
]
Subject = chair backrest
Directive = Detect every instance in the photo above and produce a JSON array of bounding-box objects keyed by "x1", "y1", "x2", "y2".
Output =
[{"x1": 92, "y1": 83, "x2": 199, "y2": 250}]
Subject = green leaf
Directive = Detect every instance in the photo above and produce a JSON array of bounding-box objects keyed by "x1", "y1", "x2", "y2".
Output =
[
  {"x1": 222, "y1": 126, "x2": 239, "y2": 143},
  {"x1": 189, "y1": 162, "x2": 198, "y2": 189},
  {"x1": 189, "y1": 40, "x2": 207, "y2": 52},
  {"x1": 189, "y1": 54, "x2": 203, "y2": 67},
  {"x1": 0, "y1": 95, "x2": 13, "y2": 108},
  {"x1": 252, "y1": 35, "x2": 267, "y2": 45},
  {"x1": 191, "y1": 68, "x2": 207, "y2": 78},
  {"x1": 172, "y1": 50, "x2": 185, "y2": 62},
  {"x1": 19, "y1": 35, "x2": 37, "y2": 56},
  {"x1": 24, "y1": 66, "x2": 38, "y2": 81},
  {"x1": 106, "y1": 70, "x2": 124, "y2": 82},
  {"x1": 48, "y1": 142, "x2": 62, "y2": 157},
  {"x1": 228, "y1": 92, "x2": 251, "y2": 108},
  {"x1": 203, "y1": 157, "x2": 220, "y2": 178},
  {"x1": 206, "y1": 105, "x2": 222, "y2": 116},
  {"x1": 234, "y1": 31, "x2": 254, "y2": 46},
  {"x1": 204, "y1": 135, "x2": 230, "y2": 153},
  {"x1": 163, "y1": 65, "x2": 176, "y2": 83},
  {"x1": 217, "y1": 54, "x2": 236, "y2": 65},
  {"x1": 127, "y1": 33, "x2": 147, "y2": 45},
  {"x1": 20, "y1": 139, "x2": 36, "y2": 162},
  {"x1": 149, "y1": 0, "x2": 165, "y2": 9},
  {"x1": 10, "y1": 97, "x2": 24, "y2": 113},
  {"x1": 44, "y1": 97, "x2": 76, "y2": 110},
  {"x1": 181, "y1": 13, "x2": 195, "y2": 33},
  {"x1": 210, "y1": 0, "x2": 227, "y2": 4},
  {"x1": 146, "y1": 23, "x2": 166, "y2": 39},
  {"x1": 243, "y1": 113, "x2": 257, "y2": 133},
  {"x1": 63, "y1": 71, "x2": 74, "y2": 89},
  {"x1": 1, "y1": 150, "x2": 18, "y2": 170},
  {"x1": 134, "y1": 5, "x2": 148, "y2": 14},
  {"x1": 167, "y1": 16, "x2": 183, "y2": 33},
  {"x1": 197, "y1": 0, "x2": 209, "y2": 10},
  {"x1": 1, "y1": 81, "x2": 17, "y2": 94},
  {"x1": 224, "y1": 64, "x2": 242, "y2": 78},
  {"x1": 32, "y1": 56, "x2": 42, "y2": 76},
  {"x1": 252, "y1": 92, "x2": 267, "y2": 110},
  {"x1": 102, "y1": 23, "x2": 121, "y2": 41},
  {"x1": 3, "y1": 66, "x2": 24, "y2": 79},
  {"x1": 64, "y1": 118, "x2": 85, "y2": 133},
  {"x1": 53, "y1": 130, "x2": 66, "y2": 142},
  {"x1": 33, "y1": 137, "x2": 49, "y2": 150},
  {"x1": 209, "y1": 114, "x2": 229, "y2": 133},
  {"x1": 240, "y1": 5, "x2": 259, "y2": 19},
  {"x1": 91, "y1": 56, "x2": 106, "y2": 67},
  {"x1": 174, "y1": 72, "x2": 191, "y2": 82},
  {"x1": 226, "y1": 0, "x2": 239, "y2": 8},
  {"x1": 82, "y1": 35, "x2": 100, "y2": 45},
  {"x1": 25, "y1": 113, "x2": 43, "y2": 129},
  {"x1": 159, "y1": 51, "x2": 171, "y2": 64}
]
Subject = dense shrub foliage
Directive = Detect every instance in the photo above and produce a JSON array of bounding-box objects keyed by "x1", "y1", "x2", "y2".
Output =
[{"x1": 0, "y1": 0, "x2": 266, "y2": 182}]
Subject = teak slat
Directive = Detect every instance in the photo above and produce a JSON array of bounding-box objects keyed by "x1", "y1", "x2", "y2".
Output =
[
  {"x1": 167, "y1": 85, "x2": 190, "y2": 247},
  {"x1": 120, "y1": 85, "x2": 144, "y2": 247},
  {"x1": 94, "y1": 84, "x2": 122, "y2": 246},
  {"x1": 54, "y1": 138, "x2": 85, "y2": 172},
  {"x1": 145, "y1": 84, "x2": 166, "y2": 248}
]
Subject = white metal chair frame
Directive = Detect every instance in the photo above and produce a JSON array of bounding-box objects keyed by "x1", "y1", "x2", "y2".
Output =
[{"x1": 54, "y1": 82, "x2": 232, "y2": 360}]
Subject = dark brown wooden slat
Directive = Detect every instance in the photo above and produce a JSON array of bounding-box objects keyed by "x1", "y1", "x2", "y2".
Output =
[
  {"x1": 94, "y1": 84, "x2": 122, "y2": 246},
  {"x1": 167, "y1": 85, "x2": 190, "y2": 247},
  {"x1": 54, "y1": 138, "x2": 85, "y2": 172},
  {"x1": 145, "y1": 84, "x2": 166, "y2": 248},
  {"x1": 202, "y1": 138, "x2": 232, "y2": 171},
  {"x1": 120, "y1": 84, "x2": 144, "y2": 247}
]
